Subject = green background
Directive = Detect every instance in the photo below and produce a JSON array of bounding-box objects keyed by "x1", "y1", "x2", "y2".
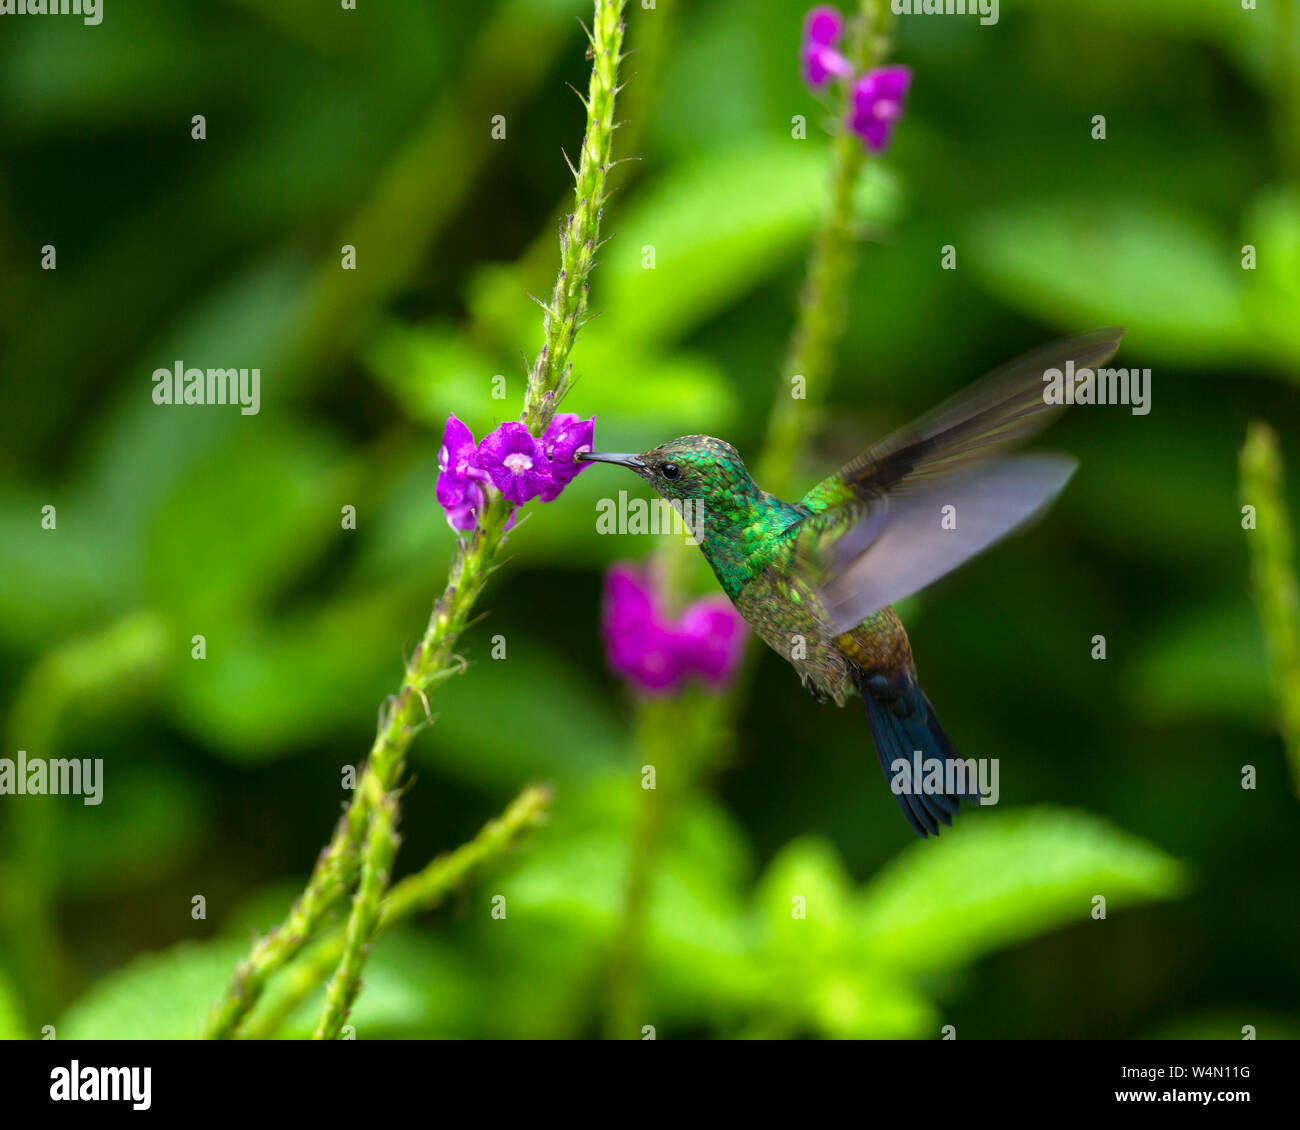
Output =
[{"x1": 1, "y1": 0, "x2": 1298, "y2": 1038}]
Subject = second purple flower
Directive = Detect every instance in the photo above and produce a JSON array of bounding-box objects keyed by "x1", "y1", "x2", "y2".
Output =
[
  {"x1": 798, "y1": 5, "x2": 913, "y2": 154},
  {"x1": 602, "y1": 563, "x2": 747, "y2": 696}
]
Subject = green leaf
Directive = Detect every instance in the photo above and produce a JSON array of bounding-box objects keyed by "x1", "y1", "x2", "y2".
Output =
[
  {"x1": 502, "y1": 782, "x2": 750, "y2": 932},
  {"x1": 599, "y1": 139, "x2": 900, "y2": 345},
  {"x1": 363, "y1": 317, "x2": 738, "y2": 438},
  {"x1": 419, "y1": 644, "x2": 629, "y2": 787},
  {"x1": 968, "y1": 200, "x2": 1257, "y2": 365},
  {"x1": 363, "y1": 322, "x2": 502, "y2": 429},
  {"x1": 749, "y1": 837, "x2": 933, "y2": 1039},
  {"x1": 0, "y1": 491, "x2": 128, "y2": 649},
  {"x1": 1242, "y1": 186, "x2": 1300, "y2": 369},
  {"x1": 754, "y1": 836, "x2": 854, "y2": 961},
  {"x1": 7, "y1": 610, "x2": 170, "y2": 747},
  {"x1": 857, "y1": 807, "x2": 1187, "y2": 972},
  {"x1": 145, "y1": 424, "x2": 353, "y2": 625},
  {"x1": 58, "y1": 940, "x2": 250, "y2": 1040},
  {"x1": 57, "y1": 764, "x2": 207, "y2": 895},
  {"x1": 801, "y1": 965, "x2": 935, "y2": 1040},
  {"x1": 498, "y1": 780, "x2": 757, "y2": 1010},
  {"x1": 558, "y1": 332, "x2": 739, "y2": 432},
  {"x1": 167, "y1": 583, "x2": 413, "y2": 761}
]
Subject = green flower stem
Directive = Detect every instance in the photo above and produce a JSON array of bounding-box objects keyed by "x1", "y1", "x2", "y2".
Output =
[
  {"x1": 757, "y1": 0, "x2": 893, "y2": 498},
  {"x1": 506, "y1": 1, "x2": 670, "y2": 323},
  {"x1": 242, "y1": 940, "x2": 346, "y2": 1042},
  {"x1": 313, "y1": 790, "x2": 399, "y2": 1039},
  {"x1": 1240, "y1": 422, "x2": 1300, "y2": 794},
  {"x1": 606, "y1": 702, "x2": 673, "y2": 1040},
  {"x1": 243, "y1": 785, "x2": 552, "y2": 1040},
  {"x1": 205, "y1": 0, "x2": 627, "y2": 1040},
  {"x1": 524, "y1": 0, "x2": 627, "y2": 434},
  {"x1": 606, "y1": 688, "x2": 732, "y2": 1039},
  {"x1": 203, "y1": 498, "x2": 511, "y2": 1039},
  {"x1": 378, "y1": 784, "x2": 553, "y2": 925}
]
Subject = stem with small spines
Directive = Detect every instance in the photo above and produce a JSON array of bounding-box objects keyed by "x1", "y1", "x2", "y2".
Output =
[
  {"x1": 244, "y1": 785, "x2": 551, "y2": 1040},
  {"x1": 205, "y1": 0, "x2": 627, "y2": 1040}
]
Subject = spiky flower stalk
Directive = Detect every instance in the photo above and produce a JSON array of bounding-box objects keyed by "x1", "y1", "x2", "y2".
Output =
[
  {"x1": 1240, "y1": 422, "x2": 1300, "y2": 795},
  {"x1": 314, "y1": 791, "x2": 399, "y2": 1039},
  {"x1": 525, "y1": 0, "x2": 627, "y2": 434},
  {"x1": 243, "y1": 785, "x2": 552, "y2": 1039},
  {"x1": 205, "y1": 0, "x2": 627, "y2": 1040}
]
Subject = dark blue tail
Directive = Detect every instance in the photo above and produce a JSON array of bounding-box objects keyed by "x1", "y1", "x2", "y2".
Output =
[{"x1": 853, "y1": 669, "x2": 980, "y2": 837}]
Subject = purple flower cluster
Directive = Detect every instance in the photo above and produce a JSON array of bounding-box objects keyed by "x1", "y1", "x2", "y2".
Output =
[
  {"x1": 800, "y1": 5, "x2": 912, "y2": 154},
  {"x1": 602, "y1": 563, "x2": 746, "y2": 696},
  {"x1": 436, "y1": 412, "x2": 594, "y2": 531},
  {"x1": 849, "y1": 65, "x2": 912, "y2": 153},
  {"x1": 800, "y1": 5, "x2": 855, "y2": 88}
]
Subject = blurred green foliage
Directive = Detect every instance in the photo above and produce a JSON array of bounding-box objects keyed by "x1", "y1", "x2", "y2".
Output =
[
  {"x1": 1, "y1": 0, "x2": 1298, "y2": 1038},
  {"x1": 1240, "y1": 423, "x2": 1300, "y2": 793}
]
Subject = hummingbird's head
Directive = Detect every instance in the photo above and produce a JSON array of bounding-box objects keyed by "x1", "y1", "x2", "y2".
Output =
[{"x1": 579, "y1": 435, "x2": 754, "y2": 505}]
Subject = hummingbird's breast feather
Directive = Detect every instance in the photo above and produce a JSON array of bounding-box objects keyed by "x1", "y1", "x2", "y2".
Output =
[{"x1": 736, "y1": 564, "x2": 914, "y2": 707}]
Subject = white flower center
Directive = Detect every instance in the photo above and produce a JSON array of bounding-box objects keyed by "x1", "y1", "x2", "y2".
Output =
[{"x1": 504, "y1": 453, "x2": 533, "y2": 474}]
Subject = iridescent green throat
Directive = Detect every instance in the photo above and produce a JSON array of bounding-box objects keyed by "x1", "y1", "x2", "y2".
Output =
[{"x1": 692, "y1": 483, "x2": 806, "y2": 601}]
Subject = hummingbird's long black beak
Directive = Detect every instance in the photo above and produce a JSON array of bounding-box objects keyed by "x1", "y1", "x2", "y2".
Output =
[{"x1": 578, "y1": 451, "x2": 646, "y2": 473}]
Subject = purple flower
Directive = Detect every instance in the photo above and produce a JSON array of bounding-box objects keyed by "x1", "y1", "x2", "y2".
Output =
[
  {"x1": 476, "y1": 421, "x2": 553, "y2": 505},
  {"x1": 435, "y1": 411, "x2": 595, "y2": 527},
  {"x1": 539, "y1": 413, "x2": 596, "y2": 502},
  {"x1": 679, "y1": 598, "x2": 747, "y2": 688},
  {"x1": 602, "y1": 566, "x2": 680, "y2": 692},
  {"x1": 848, "y1": 65, "x2": 911, "y2": 153},
  {"x1": 441, "y1": 484, "x2": 484, "y2": 531},
  {"x1": 437, "y1": 415, "x2": 491, "y2": 531},
  {"x1": 805, "y1": 4, "x2": 842, "y2": 44},
  {"x1": 800, "y1": 5, "x2": 853, "y2": 89},
  {"x1": 601, "y1": 563, "x2": 746, "y2": 696}
]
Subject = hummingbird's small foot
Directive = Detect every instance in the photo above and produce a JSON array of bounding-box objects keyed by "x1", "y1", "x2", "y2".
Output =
[{"x1": 802, "y1": 675, "x2": 830, "y2": 704}]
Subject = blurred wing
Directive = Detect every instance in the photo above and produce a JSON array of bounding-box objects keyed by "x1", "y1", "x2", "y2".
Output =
[
  {"x1": 798, "y1": 327, "x2": 1122, "y2": 512},
  {"x1": 810, "y1": 455, "x2": 1077, "y2": 635}
]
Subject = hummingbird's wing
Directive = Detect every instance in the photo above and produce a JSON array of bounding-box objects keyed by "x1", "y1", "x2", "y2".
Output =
[
  {"x1": 805, "y1": 454, "x2": 1077, "y2": 635},
  {"x1": 793, "y1": 328, "x2": 1123, "y2": 635},
  {"x1": 797, "y1": 327, "x2": 1123, "y2": 512}
]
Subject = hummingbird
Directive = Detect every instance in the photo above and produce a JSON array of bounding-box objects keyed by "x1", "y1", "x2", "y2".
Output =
[{"x1": 580, "y1": 328, "x2": 1124, "y2": 837}]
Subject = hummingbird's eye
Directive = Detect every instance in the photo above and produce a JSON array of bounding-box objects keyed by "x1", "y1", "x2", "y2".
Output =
[{"x1": 660, "y1": 462, "x2": 681, "y2": 481}]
